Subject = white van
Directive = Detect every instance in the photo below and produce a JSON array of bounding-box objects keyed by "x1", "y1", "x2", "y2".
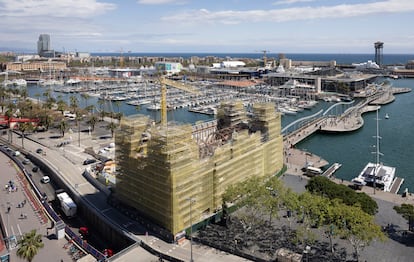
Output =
[
  {"x1": 13, "y1": 151, "x2": 21, "y2": 156},
  {"x1": 41, "y1": 176, "x2": 50, "y2": 183}
]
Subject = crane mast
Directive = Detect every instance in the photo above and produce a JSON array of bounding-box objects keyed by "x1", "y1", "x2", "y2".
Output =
[{"x1": 159, "y1": 77, "x2": 200, "y2": 126}]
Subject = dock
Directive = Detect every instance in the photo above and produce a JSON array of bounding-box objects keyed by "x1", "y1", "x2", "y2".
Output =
[
  {"x1": 390, "y1": 177, "x2": 405, "y2": 194},
  {"x1": 322, "y1": 162, "x2": 342, "y2": 178}
]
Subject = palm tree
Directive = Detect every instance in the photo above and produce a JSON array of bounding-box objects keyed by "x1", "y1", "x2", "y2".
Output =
[
  {"x1": 69, "y1": 95, "x2": 79, "y2": 113},
  {"x1": 56, "y1": 99, "x2": 67, "y2": 115},
  {"x1": 81, "y1": 93, "x2": 90, "y2": 109},
  {"x1": 20, "y1": 88, "x2": 28, "y2": 101},
  {"x1": 87, "y1": 115, "x2": 98, "y2": 132},
  {"x1": 58, "y1": 119, "x2": 67, "y2": 137},
  {"x1": 106, "y1": 122, "x2": 118, "y2": 138},
  {"x1": 0, "y1": 86, "x2": 6, "y2": 112},
  {"x1": 114, "y1": 100, "x2": 121, "y2": 114},
  {"x1": 44, "y1": 114, "x2": 54, "y2": 131},
  {"x1": 16, "y1": 229, "x2": 44, "y2": 262},
  {"x1": 33, "y1": 93, "x2": 41, "y2": 105},
  {"x1": 18, "y1": 122, "x2": 34, "y2": 149},
  {"x1": 85, "y1": 105, "x2": 94, "y2": 114},
  {"x1": 97, "y1": 99, "x2": 105, "y2": 121},
  {"x1": 5, "y1": 108, "x2": 14, "y2": 143}
]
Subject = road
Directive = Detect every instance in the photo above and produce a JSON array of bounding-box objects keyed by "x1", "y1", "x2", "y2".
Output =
[{"x1": 2, "y1": 127, "x2": 251, "y2": 262}]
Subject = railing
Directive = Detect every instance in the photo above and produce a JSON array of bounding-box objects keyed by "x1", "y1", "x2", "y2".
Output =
[{"x1": 281, "y1": 109, "x2": 324, "y2": 135}]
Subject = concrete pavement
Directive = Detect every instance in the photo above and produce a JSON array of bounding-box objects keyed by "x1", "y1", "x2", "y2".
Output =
[{"x1": 0, "y1": 149, "x2": 74, "y2": 262}]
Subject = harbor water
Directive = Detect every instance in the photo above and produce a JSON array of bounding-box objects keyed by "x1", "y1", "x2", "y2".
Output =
[
  {"x1": 296, "y1": 78, "x2": 414, "y2": 193},
  {"x1": 26, "y1": 78, "x2": 414, "y2": 193},
  {"x1": 25, "y1": 51, "x2": 414, "y2": 193}
]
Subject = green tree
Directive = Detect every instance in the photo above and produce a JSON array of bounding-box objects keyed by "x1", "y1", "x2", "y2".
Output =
[
  {"x1": 56, "y1": 98, "x2": 67, "y2": 115},
  {"x1": 58, "y1": 119, "x2": 67, "y2": 137},
  {"x1": 16, "y1": 229, "x2": 44, "y2": 262},
  {"x1": 393, "y1": 203, "x2": 414, "y2": 230},
  {"x1": 18, "y1": 122, "x2": 34, "y2": 149},
  {"x1": 69, "y1": 95, "x2": 79, "y2": 113},
  {"x1": 106, "y1": 122, "x2": 118, "y2": 138},
  {"x1": 40, "y1": 114, "x2": 53, "y2": 131},
  {"x1": 33, "y1": 93, "x2": 41, "y2": 105},
  {"x1": 262, "y1": 176, "x2": 285, "y2": 223},
  {"x1": 87, "y1": 115, "x2": 98, "y2": 132},
  {"x1": 81, "y1": 92, "x2": 90, "y2": 109},
  {"x1": 335, "y1": 203, "x2": 385, "y2": 260},
  {"x1": 85, "y1": 105, "x2": 95, "y2": 114},
  {"x1": 306, "y1": 176, "x2": 378, "y2": 215},
  {"x1": 97, "y1": 99, "x2": 105, "y2": 121}
]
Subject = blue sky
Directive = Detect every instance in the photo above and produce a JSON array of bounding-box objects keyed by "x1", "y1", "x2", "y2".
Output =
[{"x1": 1, "y1": 0, "x2": 414, "y2": 54}]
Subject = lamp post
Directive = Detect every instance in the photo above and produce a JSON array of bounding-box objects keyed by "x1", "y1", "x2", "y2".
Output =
[
  {"x1": 303, "y1": 245, "x2": 311, "y2": 262},
  {"x1": 188, "y1": 197, "x2": 196, "y2": 262}
]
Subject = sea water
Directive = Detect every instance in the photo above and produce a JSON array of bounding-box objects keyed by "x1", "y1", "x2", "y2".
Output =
[{"x1": 297, "y1": 78, "x2": 414, "y2": 193}]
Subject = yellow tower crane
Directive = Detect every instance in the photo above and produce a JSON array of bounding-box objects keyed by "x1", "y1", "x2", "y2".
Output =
[{"x1": 158, "y1": 77, "x2": 200, "y2": 126}]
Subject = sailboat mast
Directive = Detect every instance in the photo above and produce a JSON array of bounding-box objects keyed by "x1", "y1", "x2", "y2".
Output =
[{"x1": 376, "y1": 109, "x2": 380, "y2": 165}]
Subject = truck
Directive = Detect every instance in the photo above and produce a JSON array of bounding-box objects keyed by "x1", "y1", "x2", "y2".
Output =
[{"x1": 55, "y1": 190, "x2": 77, "y2": 217}]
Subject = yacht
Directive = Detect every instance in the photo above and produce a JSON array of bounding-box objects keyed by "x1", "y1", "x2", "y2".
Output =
[
  {"x1": 352, "y1": 162, "x2": 395, "y2": 192},
  {"x1": 351, "y1": 109, "x2": 396, "y2": 192}
]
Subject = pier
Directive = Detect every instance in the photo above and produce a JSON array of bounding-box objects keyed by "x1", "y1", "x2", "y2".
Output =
[
  {"x1": 322, "y1": 163, "x2": 342, "y2": 178},
  {"x1": 390, "y1": 177, "x2": 405, "y2": 194},
  {"x1": 283, "y1": 87, "x2": 411, "y2": 195}
]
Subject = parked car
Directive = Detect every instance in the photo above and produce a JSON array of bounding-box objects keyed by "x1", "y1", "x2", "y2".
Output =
[
  {"x1": 41, "y1": 176, "x2": 50, "y2": 183},
  {"x1": 83, "y1": 159, "x2": 97, "y2": 165},
  {"x1": 22, "y1": 159, "x2": 30, "y2": 165},
  {"x1": 32, "y1": 166, "x2": 39, "y2": 172},
  {"x1": 36, "y1": 148, "x2": 43, "y2": 154}
]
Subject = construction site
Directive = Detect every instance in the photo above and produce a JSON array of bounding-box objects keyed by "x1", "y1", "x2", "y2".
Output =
[{"x1": 113, "y1": 99, "x2": 284, "y2": 241}]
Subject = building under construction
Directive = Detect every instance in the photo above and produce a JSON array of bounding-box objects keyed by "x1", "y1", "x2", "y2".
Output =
[{"x1": 114, "y1": 101, "x2": 284, "y2": 240}]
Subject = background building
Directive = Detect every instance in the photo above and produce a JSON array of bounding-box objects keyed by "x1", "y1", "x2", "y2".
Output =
[
  {"x1": 154, "y1": 62, "x2": 182, "y2": 75},
  {"x1": 37, "y1": 34, "x2": 55, "y2": 57}
]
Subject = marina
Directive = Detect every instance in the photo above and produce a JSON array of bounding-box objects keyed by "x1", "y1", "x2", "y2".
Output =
[
  {"x1": 43, "y1": 78, "x2": 321, "y2": 117},
  {"x1": 23, "y1": 77, "x2": 413, "y2": 194}
]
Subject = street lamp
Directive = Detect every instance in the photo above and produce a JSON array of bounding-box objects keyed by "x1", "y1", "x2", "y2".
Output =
[
  {"x1": 188, "y1": 197, "x2": 196, "y2": 262},
  {"x1": 303, "y1": 148, "x2": 308, "y2": 168},
  {"x1": 303, "y1": 245, "x2": 311, "y2": 262}
]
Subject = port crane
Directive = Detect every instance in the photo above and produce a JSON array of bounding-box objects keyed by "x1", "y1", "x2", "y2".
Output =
[{"x1": 158, "y1": 77, "x2": 200, "y2": 126}]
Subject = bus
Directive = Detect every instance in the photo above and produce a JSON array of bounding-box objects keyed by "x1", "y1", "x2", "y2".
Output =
[{"x1": 305, "y1": 166, "x2": 323, "y2": 177}]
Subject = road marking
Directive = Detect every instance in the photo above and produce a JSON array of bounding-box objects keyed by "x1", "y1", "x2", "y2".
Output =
[
  {"x1": 17, "y1": 224, "x2": 22, "y2": 236},
  {"x1": 101, "y1": 208, "x2": 112, "y2": 213}
]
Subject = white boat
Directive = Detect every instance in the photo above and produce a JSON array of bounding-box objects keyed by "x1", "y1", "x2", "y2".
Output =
[
  {"x1": 385, "y1": 113, "x2": 389, "y2": 119},
  {"x1": 39, "y1": 79, "x2": 64, "y2": 86},
  {"x1": 146, "y1": 103, "x2": 161, "y2": 111},
  {"x1": 351, "y1": 109, "x2": 396, "y2": 192},
  {"x1": 126, "y1": 99, "x2": 153, "y2": 106},
  {"x1": 352, "y1": 162, "x2": 395, "y2": 192},
  {"x1": 12, "y1": 79, "x2": 27, "y2": 86}
]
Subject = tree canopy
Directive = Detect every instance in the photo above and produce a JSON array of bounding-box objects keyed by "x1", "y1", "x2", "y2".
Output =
[
  {"x1": 16, "y1": 229, "x2": 44, "y2": 262},
  {"x1": 222, "y1": 175, "x2": 385, "y2": 260},
  {"x1": 305, "y1": 176, "x2": 378, "y2": 215}
]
